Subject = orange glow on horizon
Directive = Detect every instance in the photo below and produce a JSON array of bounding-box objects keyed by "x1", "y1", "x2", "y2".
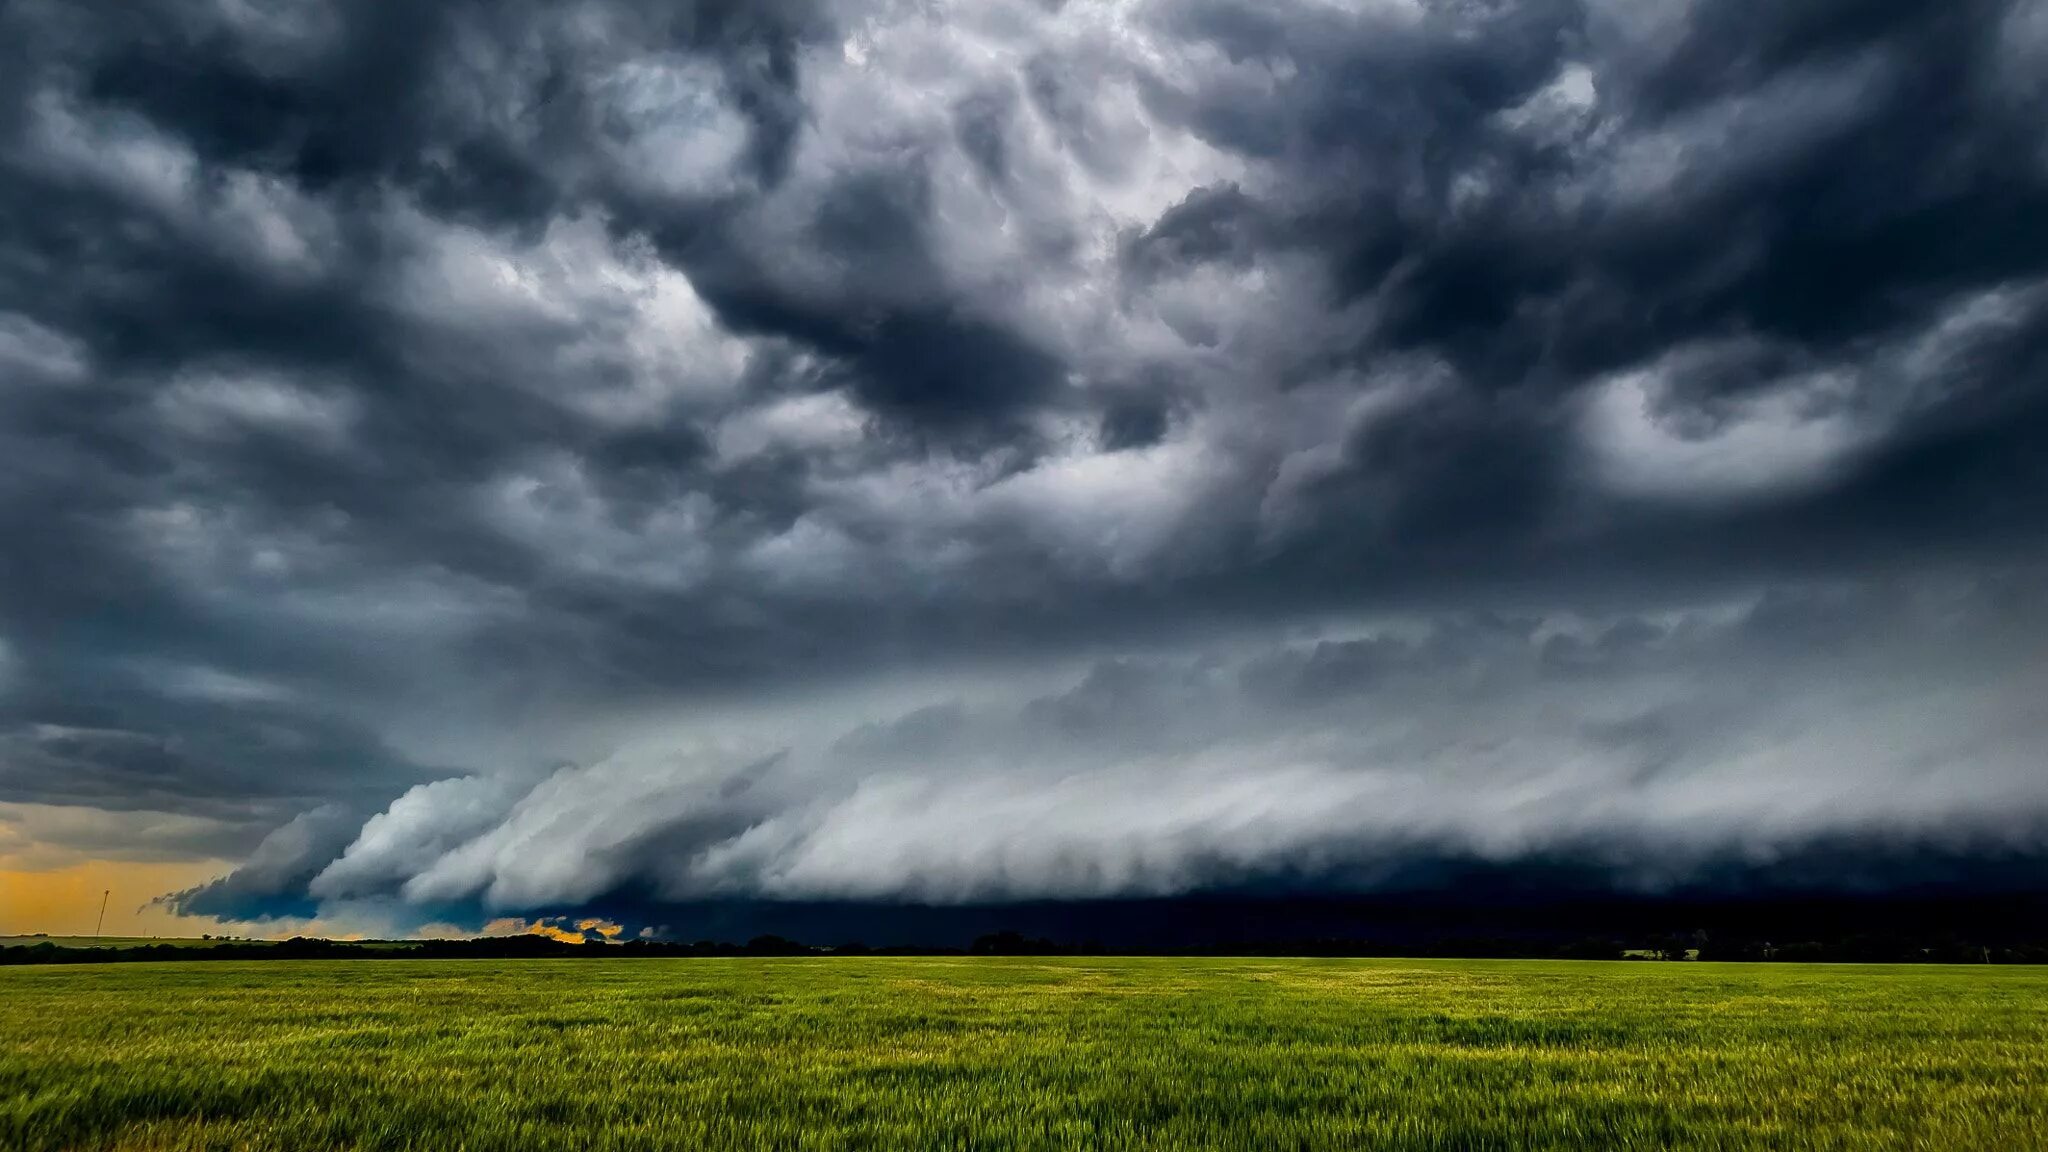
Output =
[
  {"x1": 481, "y1": 916, "x2": 627, "y2": 944},
  {"x1": 0, "y1": 859, "x2": 235, "y2": 939},
  {"x1": 2, "y1": 858, "x2": 635, "y2": 944}
]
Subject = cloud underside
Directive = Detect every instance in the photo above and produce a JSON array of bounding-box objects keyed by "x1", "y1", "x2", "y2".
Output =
[
  {"x1": 0, "y1": 0, "x2": 2044, "y2": 925},
  {"x1": 165, "y1": 578, "x2": 2048, "y2": 920}
]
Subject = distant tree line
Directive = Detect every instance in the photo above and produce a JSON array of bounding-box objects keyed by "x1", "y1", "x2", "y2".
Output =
[
  {"x1": 6, "y1": 929, "x2": 2048, "y2": 966},
  {"x1": 958, "y1": 931, "x2": 2048, "y2": 964}
]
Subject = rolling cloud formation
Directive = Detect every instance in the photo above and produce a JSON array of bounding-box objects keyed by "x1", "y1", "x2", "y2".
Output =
[{"x1": 0, "y1": 0, "x2": 2045, "y2": 930}]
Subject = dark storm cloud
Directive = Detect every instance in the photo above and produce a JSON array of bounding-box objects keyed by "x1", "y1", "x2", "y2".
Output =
[
  {"x1": 1143, "y1": 0, "x2": 2048, "y2": 374},
  {"x1": 152, "y1": 804, "x2": 362, "y2": 921},
  {"x1": 1, "y1": 0, "x2": 2045, "y2": 926},
  {"x1": 161, "y1": 573, "x2": 2048, "y2": 923}
]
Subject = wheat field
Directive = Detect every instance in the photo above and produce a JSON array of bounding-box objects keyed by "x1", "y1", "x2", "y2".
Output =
[{"x1": 4, "y1": 957, "x2": 2045, "y2": 1150}]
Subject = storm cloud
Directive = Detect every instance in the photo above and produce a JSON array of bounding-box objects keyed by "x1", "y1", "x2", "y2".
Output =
[{"x1": 3, "y1": 0, "x2": 2046, "y2": 933}]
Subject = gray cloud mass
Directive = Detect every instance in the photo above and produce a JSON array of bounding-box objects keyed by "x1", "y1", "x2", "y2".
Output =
[{"x1": 1, "y1": 0, "x2": 2044, "y2": 929}]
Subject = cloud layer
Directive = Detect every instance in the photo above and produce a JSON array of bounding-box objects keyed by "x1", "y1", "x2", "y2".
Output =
[
  {"x1": 165, "y1": 574, "x2": 2048, "y2": 923},
  {"x1": 3, "y1": 0, "x2": 2045, "y2": 930}
]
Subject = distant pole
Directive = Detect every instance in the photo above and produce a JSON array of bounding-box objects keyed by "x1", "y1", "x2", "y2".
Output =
[{"x1": 95, "y1": 890, "x2": 109, "y2": 939}]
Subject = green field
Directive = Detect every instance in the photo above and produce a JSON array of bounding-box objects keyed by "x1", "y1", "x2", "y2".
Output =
[
  {"x1": 0, "y1": 936, "x2": 255, "y2": 950},
  {"x1": 3, "y1": 958, "x2": 2044, "y2": 1150}
]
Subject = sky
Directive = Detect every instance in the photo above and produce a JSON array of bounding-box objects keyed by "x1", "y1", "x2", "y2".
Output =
[{"x1": 2, "y1": 0, "x2": 2046, "y2": 942}]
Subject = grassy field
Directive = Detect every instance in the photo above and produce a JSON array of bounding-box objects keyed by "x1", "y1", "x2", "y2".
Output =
[
  {"x1": 0, "y1": 936, "x2": 256, "y2": 950},
  {"x1": 2, "y1": 958, "x2": 2044, "y2": 1150}
]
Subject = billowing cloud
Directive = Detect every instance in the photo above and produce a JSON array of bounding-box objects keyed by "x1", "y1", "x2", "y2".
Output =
[
  {"x1": 2, "y1": 0, "x2": 2046, "y2": 934},
  {"x1": 165, "y1": 575, "x2": 2048, "y2": 920}
]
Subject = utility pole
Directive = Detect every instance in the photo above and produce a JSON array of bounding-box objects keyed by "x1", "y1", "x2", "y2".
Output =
[{"x1": 95, "y1": 890, "x2": 109, "y2": 939}]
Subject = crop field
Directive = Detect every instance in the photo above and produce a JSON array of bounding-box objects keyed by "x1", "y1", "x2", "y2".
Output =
[
  {"x1": 3, "y1": 958, "x2": 2045, "y2": 1151},
  {"x1": 0, "y1": 937, "x2": 256, "y2": 950}
]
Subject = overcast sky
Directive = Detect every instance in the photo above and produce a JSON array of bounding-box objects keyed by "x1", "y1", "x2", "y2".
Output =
[{"x1": 3, "y1": 0, "x2": 2046, "y2": 939}]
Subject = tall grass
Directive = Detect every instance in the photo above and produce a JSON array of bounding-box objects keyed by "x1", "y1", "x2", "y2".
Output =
[{"x1": 4, "y1": 957, "x2": 2044, "y2": 1150}]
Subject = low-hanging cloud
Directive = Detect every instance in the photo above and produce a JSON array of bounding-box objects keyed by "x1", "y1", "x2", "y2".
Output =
[{"x1": 165, "y1": 575, "x2": 2048, "y2": 921}]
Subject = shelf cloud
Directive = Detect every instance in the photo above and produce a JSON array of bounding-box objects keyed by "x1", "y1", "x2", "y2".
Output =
[{"x1": 4, "y1": 0, "x2": 2046, "y2": 935}]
